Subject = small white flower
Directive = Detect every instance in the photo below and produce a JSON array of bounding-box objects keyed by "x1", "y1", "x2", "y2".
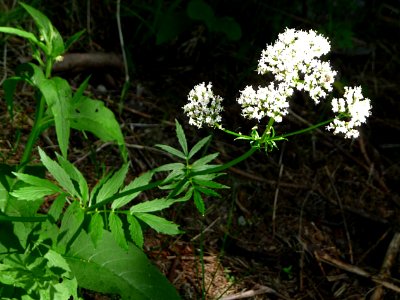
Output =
[
  {"x1": 183, "y1": 82, "x2": 223, "y2": 128},
  {"x1": 326, "y1": 86, "x2": 372, "y2": 138},
  {"x1": 257, "y1": 28, "x2": 336, "y2": 103},
  {"x1": 236, "y1": 82, "x2": 294, "y2": 122}
]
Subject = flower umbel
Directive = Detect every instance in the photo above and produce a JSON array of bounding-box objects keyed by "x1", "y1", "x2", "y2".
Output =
[
  {"x1": 236, "y1": 82, "x2": 294, "y2": 122},
  {"x1": 183, "y1": 82, "x2": 223, "y2": 128},
  {"x1": 327, "y1": 86, "x2": 372, "y2": 138},
  {"x1": 257, "y1": 28, "x2": 336, "y2": 103}
]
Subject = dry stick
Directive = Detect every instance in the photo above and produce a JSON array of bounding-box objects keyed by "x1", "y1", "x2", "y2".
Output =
[
  {"x1": 371, "y1": 232, "x2": 400, "y2": 300},
  {"x1": 325, "y1": 166, "x2": 354, "y2": 264},
  {"x1": 220, "y1": 285, "x2": 290, "y2": 300},
  {"x1": 315, "y1": 251, "x2": 400, "y2": 293}
]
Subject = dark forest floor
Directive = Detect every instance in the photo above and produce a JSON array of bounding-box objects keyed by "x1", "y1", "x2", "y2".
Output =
[{"x1": 1, "y1": 0, "x2": 400, "y2": 299}]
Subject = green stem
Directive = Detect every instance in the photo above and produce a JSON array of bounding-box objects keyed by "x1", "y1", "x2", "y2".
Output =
[
  {"x1": 279, "y1": 118, "x2": 334, "y2": 139},
  {"x1": 0, "y1": 214, "x2": 47, "y2": 222},
  {"x1": 18, "y1": 95, "x2": 47, "y2": 172}
]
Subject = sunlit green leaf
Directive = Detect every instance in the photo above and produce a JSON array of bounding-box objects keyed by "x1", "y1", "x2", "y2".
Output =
[
  {"x1": 97, "y1": 163, "x2": 129, "y2": 204},
  {"x1": 191, "y1": 153, "x2": 219, "y2": 168},
  {"x1": 175, "y1": 119, "x2": 188, "y2": 156},
  {"x1": 134, "y1": 213, "x2": 181, "y2": 235},
  {"x1": 57, "y1": 201, "x2": 84, "y2": 253},
  {"x1": 109, "y1": 212, "x2": 128, "y2": 250},
  {"x1": 188, "y1": 136, "x2": 211, "y2": 160},
  {"x1": 193, "y1": 189, "x2": 205, "y2": 215},
  {"x1": 127, "y1": 215, "x2": 143, "y2": 249},
  {"x1": 112, "y1": 171, "x2": 152, "y2": 210},
  {"x1": 155, "y1": 144, "x2": 186, "y2": 160},
  {"x1": 88, "y1": 213, "x2": 104, "y2": 248}
]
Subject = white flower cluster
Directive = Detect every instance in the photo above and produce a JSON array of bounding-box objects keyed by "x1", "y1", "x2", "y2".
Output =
[
  {"x1": 327, "y1": 86, "x2": 372, "y2": 138},
  {"x1": 183, "y1": 82, "x2": 223, "y2": 128},
  {"x1": 237, "y1": 82, "x2": 294, "y2": 122},
  {"x1": 257, "y1": 28, "x2": 337, "y2": 103}
]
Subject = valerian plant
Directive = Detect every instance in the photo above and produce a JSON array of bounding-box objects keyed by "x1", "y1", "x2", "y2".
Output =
[{"x1": 0, "y1": 3, "x2": 372, "y2": 300}]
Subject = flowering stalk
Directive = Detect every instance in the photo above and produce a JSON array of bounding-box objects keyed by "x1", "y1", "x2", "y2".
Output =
[{"x1": 183, "y1": 28, "x2": 372, "y2": 170}]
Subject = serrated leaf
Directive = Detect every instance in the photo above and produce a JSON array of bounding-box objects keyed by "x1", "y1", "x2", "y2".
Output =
[
  {"x1": 196, "y1": 186, "x2": 221, "y2": 197},
  {"x1": 130, "y1": 198, "x2": 174, "y2": 214},
  {"x1": 109, "y1": 212, "x2": 128, "y2": 250},
  {"x1": 191, "y1": 164, "x2": 220, "y2": 173},
  {"x1": 39, "y1": 148, "x2": 77, "y2": 197},
  {"x1": 127, "y1": 215, "x2": 143, "y2": 249},
  {"x1": 155, "y1": 144, "x2": 186, "y2": 160},
  {"x1": 10, "y1": 186, "x2": 55, "y2": 200},
  {"x1": 111, "y1": 171, "x2": 153, "y2": 210},
  {"x1": 192, "y1": 178, "x2": 229, "y2": 189},
  {"x1": 160, "y1": 168, "x2": 185, "y2": 185},
  {"x1": 56, "y1": 153, "x2": 89, "y2": 205},
  {"x1": 40, "y1": 77, "x2": 71, "y2": 158},
  {"x1": 48, "y1": 194, "x2": 66, "y2": 222},
  {"x1": 12, "y1": 172, "x2": 61, "y2": 191},
  {"x1": 57, "y1": 201, "x2": 84, "y2": 253},
  {"x1": 45, "y1": 249, "x2": 71, "y2": 272},
  {"x1": 154, "y1": 162, "x2": 185, "y2": 173},
  {"x1": 134, "y1": 213, "x2": 181, "y2": 235},
  {"x1": 65, "y1": 230, "x2": 180, "y2": 299},
  {"x1": 191, "y1": 153, "x2": 219, "y2": 168},
  {"x1": 96, "y1": 163, "x2": 129, "y2": 204},
  {"x1": 188, "y1": 136, "x2": 211, "y2": 159},
  {"x1": 89, "y1": 171, "x2": 113, "y2": 206},
  {"x1": 88, "y1": 213, "x2": 104, "y2": 248},
  {"x1": 175, "y1": 119, "x2": 188, "y2": 156},
  {"x1": 70, "y1": 96, "x2": 127, "y2": 161},
  {"x1": 193, "y1": 189, "x2": 205, "y2": 215}
]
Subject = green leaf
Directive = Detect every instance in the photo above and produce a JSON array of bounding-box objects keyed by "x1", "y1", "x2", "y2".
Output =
[
  {"x1": 196, "y1": 186, "x2": 221, "y2": 197},
  {"x1": 89, "y1": 171, "x2": 113, "y2": 206},
  {"x1": 65, "y1": 230, "x2": 180, "y2": 299},
  {"x1": 38, "y1": 148, "x2": 77, "y2": 197},
  {"x1": 88, "y1": 213, "x2": 104, "y2": 248},
  {"x1": 0, "y1": 181, "x2": 8, "y2": 212},
  {"x1": 48, "y1": 194, "x2": 66, "y2": 222},
  {"x1": 191, "y1": 153, "x2": 219, "y2": 168},
  {"x1": 45, "y1": 249, "x2": 71, "y2": 272},
  {"x1": 193, "y1": 189, "x2": 205, "y2": 215},
  {"x1": 70, "y1": 96, "x2": 127, "y2": 161},
  {"x1": 12, "y1": 172, "x2": 61, "y2": 192},
  {"x1": 96, "y1": 163, "x2": 129, "y2": 204},
  {"x1": 64, "y1": 29, "x2": 85, "y2": 51},
  {"x1": 56, "y1": 153, "x2": 89, "y2": 205},
  {"x1": 187, "y1": 0, "x2": 215, "y2": 24},
  {"x1": 215, "y1": 17, "x2": 242, "y2": 41},
  {"x1": 192, "y1": 178, "x2": 229, "y2": 189},
  {"x1": 188, "y1": 136, "x2": 211, "y2": 160},
  {"x1": 112, "y1": 171, "x2": 153, "y2": 210},
  {"x1": 127, "y1": 215, "x2": 143, "y2": 249},
  {"x1": 155, "y1": 144, "x2": 186, "y2": 160},
  {"x1": 175, "y1": 119, "x2": 188, "y2": 156},
  {"x1": 130, "y1": 198, "x2": 175, "y2": 214},
  {"x1": 3, "y1": 77, "x2": 21, "y2": 119},
  {"x1": 109, "y1": 212, "x2": 128, "y2": 250},
  {"x1": 16, "y1": 63, "x2": 45, "y2": 86},
  {"x1": 71, "y1": 76, "x2": 91, "y2": 105},
  {"x1": 134, "y1": 213, "x2": 181, "y2": 235},
  {"x1": 0, "y1": 26, "x2": 40, "y2": 46},
  {"x1": 10, "y1": 186, "x2": 55, "y2": 201},
  {"x1": 154, "y1": 162, "x2": 185, "y2": 173},
  {"x1": 20, "y1": 2, "x2": 65, "y2": 57},
  {"x1": 57, "y1": 201, "x2": 84, "y2": 253},
  {"x1": 40, "y1": 77, "x2": 72, "y2": 158}
]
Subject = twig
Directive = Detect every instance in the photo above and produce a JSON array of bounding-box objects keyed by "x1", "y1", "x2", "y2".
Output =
[
  {"x1": 315, "y1": 251, "x2": 400, "y2": 293},
  {"x1": 371, "y1": 232, "x2": 400, "y2": 300},
  {"x1": 220, "y1": 285, "x2": 290, "y2": 300},
  {"x1": 272, "y1": 143, "x2": 285, "y2": 236}
]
